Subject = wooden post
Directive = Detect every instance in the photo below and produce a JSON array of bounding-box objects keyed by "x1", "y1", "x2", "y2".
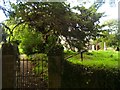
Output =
[
  {"x1": 96, "y1": 44, "x2": 98, "y2": 50},
  {"x1": 2, "y1": 43, "x2": 17, "y2": 89},
  {"x1": 80, "y1": 51, "x2": 83, "y2": 61},
  {"x1": 48, "y1": 45, "x2": 64, "y2": 88}
]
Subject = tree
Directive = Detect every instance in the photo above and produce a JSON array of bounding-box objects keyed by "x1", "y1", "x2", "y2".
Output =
[
  {"x1": 1, "y1": 1, "x2": 104, "y2": 55},
  {"x1": 101, "y1": 19, "x2": 118, "y2": 48}
]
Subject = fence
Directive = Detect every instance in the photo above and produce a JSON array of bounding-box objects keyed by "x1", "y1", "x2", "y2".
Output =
[
  {"x1": 2, "y1": 43, "x2": 63, "y2": 89},
  {"x1": 15, "y1": 58, "x2": 48, "y2": 89}
]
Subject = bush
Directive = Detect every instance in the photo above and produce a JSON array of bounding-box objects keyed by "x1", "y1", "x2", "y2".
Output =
[
  {"x1": 62, "y1": 60, "x2": 120, "y2": 88},
  {"x1": 19, "y1": 30, "x2": 44, "y2": 55},
  {"x1": 28, "y1": 53, "x2": 48, "y2": 80},
  {"x1": 48, "y1": 44, "x2": 64, "y2": 56},
  {"x1": 28, "y1": 53, "x2": 47, "y2": 60}
]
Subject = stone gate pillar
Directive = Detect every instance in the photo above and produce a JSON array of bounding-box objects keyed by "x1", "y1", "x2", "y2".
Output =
[
  {"x1": 2, "y1": 43, "x2": 18, "y2": 89},
  {"x1": 48, "y1": 45, "x2": 64, "y2": 88}
]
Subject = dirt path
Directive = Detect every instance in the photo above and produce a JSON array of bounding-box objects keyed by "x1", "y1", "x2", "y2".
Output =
[
  {"x1": 16, "y1": 54, "x2": 48, "y2": 88},
  {"x1": 17, "y1": 60, "x2": 48, "y2": 88},
  {"x1": 20, "y1": 60, "x2": 33, "y2": 75}
]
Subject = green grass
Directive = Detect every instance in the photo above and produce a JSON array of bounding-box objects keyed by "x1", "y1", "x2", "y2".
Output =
[
  {"x1": 67, "y1": 50, "x2": 119, "y2": 69},
  {"x1": 64, "y1": 50, "x2": 78, "y2": 57}
]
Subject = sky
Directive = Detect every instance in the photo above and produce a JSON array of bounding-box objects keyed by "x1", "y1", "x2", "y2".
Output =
[
  {"x1": 68, "y1": 0, "x2": 118, "y2": 24},
  {"x1": 0, "y1": 0, "x2": 119, "y2": 23},
  {"x1": 97, "y1": 0, "x2": 118, "y2": 24},
  {"x1": 0, "y1": 10, "x2": 6, "y2": 22}
]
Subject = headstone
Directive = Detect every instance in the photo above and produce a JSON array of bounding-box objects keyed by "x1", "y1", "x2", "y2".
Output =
[
  {"x1": 104, "y1": 42, "x2": 107, "y2": 51},
  {"x1": 92, "y1": 45, "x2": 95, "y2": 50}
]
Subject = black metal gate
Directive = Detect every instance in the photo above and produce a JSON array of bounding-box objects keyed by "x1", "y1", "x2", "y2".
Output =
[{"x1": 15, "y1": 58, "x2": 48, "y2": 89}]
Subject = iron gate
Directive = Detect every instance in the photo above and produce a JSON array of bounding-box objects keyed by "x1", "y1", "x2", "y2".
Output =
[{"x1": 15, "y1": 58, "x2": 48, "y2": 89}]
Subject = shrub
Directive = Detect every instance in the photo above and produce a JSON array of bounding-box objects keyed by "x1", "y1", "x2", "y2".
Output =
[
  {"x1": 19, "y1": 30, "x2": 44, "y2": 55},
  {"x1": 28, "y1": 53, "x2": 48, "y2": 80},
  {"x1": 62, "y1": 60, "x2": 120, "y2": 88}
]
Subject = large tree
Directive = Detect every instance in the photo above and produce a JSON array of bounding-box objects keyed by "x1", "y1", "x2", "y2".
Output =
[{"x1": 1, "y1": 1, "x2": 104, "y2": 54}]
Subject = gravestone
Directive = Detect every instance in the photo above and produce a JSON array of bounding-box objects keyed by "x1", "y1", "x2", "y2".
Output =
[
  {"x1": 104, "y1": 42, "x2": 107, "y2": 51},
  {"x1": 92, "y1": 45, "x2": 95, "y2": 50}
]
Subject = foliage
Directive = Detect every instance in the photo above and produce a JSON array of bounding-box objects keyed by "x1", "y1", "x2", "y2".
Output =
[
  {"x1": 1, "y1": 1, "x2": 104, "y2": 54},
  {"x1": 64, "y1": 50, "x2": 78, "y2": 58},
  {"x1": 47, "y1": 44, "x2": 64, "y2": 56},
  {"x1": 9, "y1": 23, "x2": 44, "y2": 55},
  {"x1": 28, "y1": 53, "x2": 48, "y2": 61},
  {"x1": 93, "y1": 19, "x2": 119, "y2": 48},
  {"x1": 103, "y1": 19, "x2": 118, "y2": 34},
  {"x1": 19, "y1": 30, "x2": 43, "y2": 55},
  {"x1": 28, "y1": 53, "x2": 48, "y2": 80},
  {"x1": 103, "y1": 19, "x2": 118, "y2": 48},
  {"x1": 62, "y1": 60, "x2": 120, "y2": 88}
]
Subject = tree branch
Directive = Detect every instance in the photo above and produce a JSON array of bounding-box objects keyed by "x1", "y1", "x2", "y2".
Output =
[
  {"x1": 11, "y1": 21, "x2": 25, "y2": 32},
  {"x1": 0, "y1": 23, "x2": 11, "y2": 32}
]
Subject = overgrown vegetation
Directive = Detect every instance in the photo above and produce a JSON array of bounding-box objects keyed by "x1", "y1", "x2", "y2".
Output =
[
  {"x1": 62, "y1": 60, "x2": 120, "y2": 88},
  {"x1": 61, "y1": 50, "x2": 119, "y2": 88},
  {"x1": 1, "y1": 0, "x2": 120, "y2": 88},
  {"x1": 27, "y1": 50, "x2": 119, "y2": 88}
]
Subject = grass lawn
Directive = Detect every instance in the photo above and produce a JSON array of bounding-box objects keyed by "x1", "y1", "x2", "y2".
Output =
[{"x1": 66, "y1": 50, "x2": 119, "y2": 69}]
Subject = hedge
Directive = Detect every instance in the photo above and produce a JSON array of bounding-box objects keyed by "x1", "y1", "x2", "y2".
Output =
[{"x1": 61, "y1": 60, "x2": 120, "y2": 89}]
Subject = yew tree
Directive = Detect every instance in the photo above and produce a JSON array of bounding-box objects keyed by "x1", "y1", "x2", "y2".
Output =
[{"x1": 1, "y1": 1, "x2": 104, "y2": 54}]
